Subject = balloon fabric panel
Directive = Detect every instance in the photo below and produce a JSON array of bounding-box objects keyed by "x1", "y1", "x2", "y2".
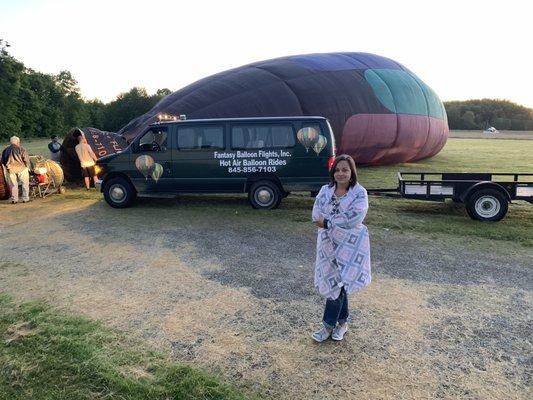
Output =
[{"x1": 115, "y1": 52, "x2": 448, "y2": 166}]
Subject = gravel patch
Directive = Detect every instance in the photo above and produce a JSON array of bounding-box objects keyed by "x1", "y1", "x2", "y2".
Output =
[{"x1": 0, "y1": 196, "x2": 531, "y2": 399}]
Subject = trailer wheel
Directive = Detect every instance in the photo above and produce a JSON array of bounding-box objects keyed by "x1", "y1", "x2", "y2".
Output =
[
  {"x1": 466, "y1": 189, "x2": 508, "y2": 221},
  {"x1": 248, "y1": 180, "x2": 282, "y2": 209}
]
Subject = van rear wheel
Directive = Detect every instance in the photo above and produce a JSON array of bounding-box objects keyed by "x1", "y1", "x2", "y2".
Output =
[{"x1": 249, "y1": 180, "x2": 282, "y2": 209}]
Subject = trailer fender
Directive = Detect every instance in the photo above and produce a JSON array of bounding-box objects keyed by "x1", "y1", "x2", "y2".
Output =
[{"x1": 461, "y1": 182, "x2": 511, "y2": 203}]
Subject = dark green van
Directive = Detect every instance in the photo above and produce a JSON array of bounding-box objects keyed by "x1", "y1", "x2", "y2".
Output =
[{"x1": 95, "y1": 116, "x2": 336, "y2": 209}]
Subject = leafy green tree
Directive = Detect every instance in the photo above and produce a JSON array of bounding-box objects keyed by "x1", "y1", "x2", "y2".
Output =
[
  {"x1": 0, "y1": 39, "x2": 23, "y2": 139},
  {"x1": 460, "y1": 110, "x2": 478, "y2": 129},
  {"x1": 85, "y1": 99, "x2": 106, "y2": 129},
  {"x1": 444, "y1": 99, "x2": 533, "y2": 130},
  {"x1": 102, "y1": 87, "x2": 160, "y2": 132}
]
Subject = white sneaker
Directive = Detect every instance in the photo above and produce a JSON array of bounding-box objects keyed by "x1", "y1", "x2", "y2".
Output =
[
  {"x1": 331, "y1": 324, "x2": 348, "y2": 341},
  {"x1": 312, "y1": 327, "x2": 332, "y2": 342}
]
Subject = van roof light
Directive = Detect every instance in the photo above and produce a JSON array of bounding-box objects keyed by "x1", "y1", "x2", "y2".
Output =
[
  {"x1": 157, "y1": 113, "x2": 178, "y2": 122},
  {"x1": 179, "y1": 114, "x2": 187, "y2": 120}
]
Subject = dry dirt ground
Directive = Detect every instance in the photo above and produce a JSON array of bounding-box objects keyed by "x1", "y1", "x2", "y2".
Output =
[{"x1": 0, "y1": 194, "x2": 531, "y2": 400}]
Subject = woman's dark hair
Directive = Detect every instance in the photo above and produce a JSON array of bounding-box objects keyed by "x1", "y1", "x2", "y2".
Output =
[{"x1": 329, "y1": 154, "x2": 357, "y2": 188}]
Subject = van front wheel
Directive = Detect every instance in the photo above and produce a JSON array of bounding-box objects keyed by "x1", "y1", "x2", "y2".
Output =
[
  {"x1": 103, "y1": 177, "x2": 136, "y2": 208},
  {"x1": 249, "y1": 181, "x2": 282, "y2": 209}
]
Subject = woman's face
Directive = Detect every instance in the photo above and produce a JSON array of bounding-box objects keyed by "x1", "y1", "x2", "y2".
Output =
[{"x1": 334, "y1": 160, "x2": 351, "y2": 185}]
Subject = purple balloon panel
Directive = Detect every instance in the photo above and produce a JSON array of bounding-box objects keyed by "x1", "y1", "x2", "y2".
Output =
[{"x1": 341, "y1": 114, "x2": 448, "y2": 165}]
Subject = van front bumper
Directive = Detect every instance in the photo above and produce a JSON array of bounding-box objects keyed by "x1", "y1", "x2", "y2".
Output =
[{"x1": 95, "y1": 179, "x2": 103, "y2": 192}]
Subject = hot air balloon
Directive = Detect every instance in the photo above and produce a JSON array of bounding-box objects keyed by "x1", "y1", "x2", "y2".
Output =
[
  {"x1": 135, "y1": 155, "x2": 155, "y2": 179},
  {"x1": 151, "y1": 163, "x2": 163, "y2": 183},
  {"x1": 296, "y1": 127, "x2": 318, "y2": 152},
  {"x1": 0, "y1": 165, "x2": 10, "y2": 200},
  {"x1": 313, "y1": 135, "x2": 327, "y2": 155},
  {"x1": 117, "y1": 52, "x2": 448, "y2": 165},
  {"x1": 59, "y1": 127, "x2": 128, "y2": 182}
]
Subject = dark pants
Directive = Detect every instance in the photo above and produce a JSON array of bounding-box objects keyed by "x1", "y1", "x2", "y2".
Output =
[{"x1": 322, "y1": 287, "x2": 349, "y2": 329}]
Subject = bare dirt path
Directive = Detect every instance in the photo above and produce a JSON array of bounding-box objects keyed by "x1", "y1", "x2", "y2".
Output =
[{"x1": 1, "y1": 195, "x2": 531, "y2": 399}]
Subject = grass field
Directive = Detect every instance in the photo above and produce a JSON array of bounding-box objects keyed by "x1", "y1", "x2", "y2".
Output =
[
  {"x1": 0, "y1": 295, "x2": 260, "y2": 400},
  {"x1": 4, "y1": 135, "x2": 533, "y2": 247}
]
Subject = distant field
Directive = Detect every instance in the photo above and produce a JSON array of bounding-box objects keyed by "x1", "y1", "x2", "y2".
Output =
[
  {"x1": 6, "y1": 136, "x2": 533, "y2": 190},
  {"x1": 449, "y1": 130, "x2": 533, "y2": 139},
  {"x1": 358, "y1": 137, "x2": 533, "y2": 188}
]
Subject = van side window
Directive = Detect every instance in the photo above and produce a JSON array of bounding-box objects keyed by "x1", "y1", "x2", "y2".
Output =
[
  {"x1": 231, "y1": 124, "x2": 295, "y2": 149},
  {"x1": 177, "y1": 125, "x2": 224, "y2": 150},
  {"x1": 138, "y1": 128, "x2": 168, "y2": 152}
]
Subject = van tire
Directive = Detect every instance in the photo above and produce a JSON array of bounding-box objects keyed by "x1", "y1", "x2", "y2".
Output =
[
  {"x1": 103, "y1": 177, "x2": 136, "y2": 208},
  {"x1": 248, "y1": 180, "x2": 282, "y2": 209},
  {"x1": 465, "y1": 188, "x2": 508, "y2": 221}
]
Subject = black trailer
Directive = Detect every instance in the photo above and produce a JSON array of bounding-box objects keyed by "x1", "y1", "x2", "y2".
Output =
[{"x1": 368, "y1": 172, "x2": 533, "y2": 221}]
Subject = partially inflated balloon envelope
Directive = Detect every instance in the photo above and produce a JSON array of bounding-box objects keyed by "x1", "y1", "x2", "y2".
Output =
[
  {"x1": 60, "y1": 127, "x2": 128, "y2": 182},
  {"x1": 119, "y1": 52, "x2": 448, "y2": 165}
]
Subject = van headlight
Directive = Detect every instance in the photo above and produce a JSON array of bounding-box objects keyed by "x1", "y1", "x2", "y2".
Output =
[{"x1": 94, "y1": 165, "x2": 103, "y2": 176}]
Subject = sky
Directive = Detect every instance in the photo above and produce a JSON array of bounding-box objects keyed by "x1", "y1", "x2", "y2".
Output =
[{"x1": 1, "y1": 0, "x2": 532, "y2": 108}]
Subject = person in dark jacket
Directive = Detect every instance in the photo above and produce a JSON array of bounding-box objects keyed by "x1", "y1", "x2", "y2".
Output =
[
  {"x1": 1, "y1": 136, "x2": 31, "y2": 203},
  {"x1": 48, "y1": 135, "x2": 62, "y2": 162}
]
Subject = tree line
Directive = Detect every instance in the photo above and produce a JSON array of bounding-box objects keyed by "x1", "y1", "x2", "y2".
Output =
[
  {"x1": 0, "y1": 39, "x2": 171, "y2": 141},
  {"x1": 2, "y1": 39, "x2": 533, "y2": 141},
  {"x1": 444, "y1": 99, "x2": 533, "y2": 130}
]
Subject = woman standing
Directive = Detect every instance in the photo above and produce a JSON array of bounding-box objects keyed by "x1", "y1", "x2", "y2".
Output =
[{"x1": 311, "y1": 154, "x2": 371, "y2": 342}]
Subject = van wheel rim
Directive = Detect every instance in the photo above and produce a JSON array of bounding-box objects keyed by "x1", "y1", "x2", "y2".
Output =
[
  {"x1": 255, "y1": 188, "x2": 274, "y2": 207},
  {"x1": 475, "y1": 196, "x2": 500, "y2": 218},
  {"x1": 109, "y1": 184, "x2": 126, "y2": 203}
]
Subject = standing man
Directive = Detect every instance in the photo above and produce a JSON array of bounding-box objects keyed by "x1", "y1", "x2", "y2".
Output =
[
  {"x1": 75, "y1": 135, "x2": 98, "y2": 190},
  {"x1": 1, "y1": 136, "x2": 31, "y2": 204}
]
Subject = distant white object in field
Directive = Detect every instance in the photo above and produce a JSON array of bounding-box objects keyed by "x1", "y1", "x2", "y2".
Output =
[{"x1": 483, "y1": 126, "x2": 499, "y2": 134}]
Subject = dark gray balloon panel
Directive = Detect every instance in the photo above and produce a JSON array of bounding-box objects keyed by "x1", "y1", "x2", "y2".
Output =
[{"x1": 118, "y1": 52, "x2": 448, "y2": 165}]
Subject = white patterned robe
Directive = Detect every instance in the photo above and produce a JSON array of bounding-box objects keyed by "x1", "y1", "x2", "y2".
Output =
[{"x1": 312, "y1": 183, "x2": 371, "y2": 299}]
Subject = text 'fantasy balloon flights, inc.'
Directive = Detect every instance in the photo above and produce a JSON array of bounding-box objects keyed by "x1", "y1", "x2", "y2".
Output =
[{"x1": 83, "y1": 52, "x2": 449, "y2": 166}]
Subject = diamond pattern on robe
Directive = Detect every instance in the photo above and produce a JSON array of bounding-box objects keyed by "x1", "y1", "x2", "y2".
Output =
[
  {"x1": 356, "y1": 272, "x2": 368, "y2": 284},
  {"x1": 351, "y1": 252, "x2": 365, "y2": 265},
  {"x1": 327, "y1": 276, "x2": 338, "y2": 290},
  {"x1": 347, "y1": 234, "x2": 359, "y2": 245},
  {"x1": 331, "y1": 228, "x2": 348, "y2": 244},
  {"x1": 337, "y1": 261, "x2": 347, "y2": 274},
  {"x1": 337, "y1": 247, "x2": 354, "y2": 264}
]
